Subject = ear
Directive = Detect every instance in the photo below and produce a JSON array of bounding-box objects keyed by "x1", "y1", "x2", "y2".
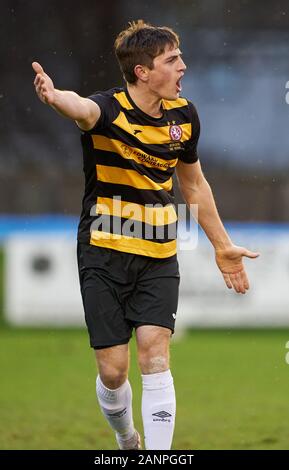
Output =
[{"x1": 134, "y1": 64, "x2": 149, "y2": 82}]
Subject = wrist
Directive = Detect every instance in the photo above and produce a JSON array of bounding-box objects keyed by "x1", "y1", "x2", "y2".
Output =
[
  {"x1": 50, "y1": 89, "x2": 61, "y2": 107},
  {"x1": 213, "y1": 240, "x2": 234, "y2": 251}
]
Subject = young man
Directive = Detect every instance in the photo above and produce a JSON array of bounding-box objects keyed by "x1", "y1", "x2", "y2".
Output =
[{"x1": 32, "y1": 20, "x2": 259, "y2": 450}]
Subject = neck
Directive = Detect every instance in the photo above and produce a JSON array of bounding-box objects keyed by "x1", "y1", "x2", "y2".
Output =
[{"x1": 126, "y1": 83, "x2": 163, "y2": 118}]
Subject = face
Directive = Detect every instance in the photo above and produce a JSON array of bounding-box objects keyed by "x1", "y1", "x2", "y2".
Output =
[{"x1": 146, "y1": 44, "x2": 187, "y2": 100}]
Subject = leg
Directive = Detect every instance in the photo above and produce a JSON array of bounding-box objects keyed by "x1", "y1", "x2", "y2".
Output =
[
  {"x1": 95, "y1": 343, "x2": 129, "y2": 389},
  {"x1": 77, "y1": 244, "x2": 140, "y2": 448},
  {"x1": 95, "y1": 344, "x2": 140, "y2": 449},
  {"x1": 137, "y1": 325, "x2": 170, "y2": 374},
  {"x1": 136, "y1": 325, "x2": 176, "y2": 450}
]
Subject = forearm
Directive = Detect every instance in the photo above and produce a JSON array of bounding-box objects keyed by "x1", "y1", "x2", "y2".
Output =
[
  {"x1": 181, "y1": 178, "x2": 233, "y2": 250},
  {"x1": 50, "y1": 89, "x2": 90, "y2": 121}
]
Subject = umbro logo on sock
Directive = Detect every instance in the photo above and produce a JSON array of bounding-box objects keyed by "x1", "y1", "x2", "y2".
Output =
[
  {"x1": 107, "y1": 408, "x2": 127, "y2": 418},
  {"x1": 152, "y1": 411, "x2": 172, "y2": 422},
  {"x1": 152, "y1": 411, "x2": 172, "y2": 418}
]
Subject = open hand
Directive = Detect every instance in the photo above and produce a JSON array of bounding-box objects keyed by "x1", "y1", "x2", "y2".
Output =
[
  {"x1": 215, "y1": 245, "x2": 260, "y2": 294},
  {"x1": 32, "y1": 61, "x2": 55, "y2": 105}
]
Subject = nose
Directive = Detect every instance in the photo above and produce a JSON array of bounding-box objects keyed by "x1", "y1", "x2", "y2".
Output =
[{"x1": 178, "y1": 57, "x2": 186, "y2": 72}]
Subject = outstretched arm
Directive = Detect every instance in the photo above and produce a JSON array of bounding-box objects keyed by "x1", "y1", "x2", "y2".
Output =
[
  {"x1": 32, "y1": 61, "x2": 100, "y2": 130},
  {"x1": 176, "y1": 160, "x2": 260, "y2": 294}
]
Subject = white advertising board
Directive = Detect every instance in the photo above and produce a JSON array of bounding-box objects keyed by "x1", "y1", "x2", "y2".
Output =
[{"x1": 4, "y1": 225, "x2": 289, "y2": 327}]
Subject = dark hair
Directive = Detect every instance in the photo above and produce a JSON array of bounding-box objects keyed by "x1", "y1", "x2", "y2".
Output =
[{"x1": 114, "y1": 20, "x2": 180, "y2": 84}]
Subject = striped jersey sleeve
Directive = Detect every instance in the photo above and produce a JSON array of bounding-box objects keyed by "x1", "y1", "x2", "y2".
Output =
[
  {"x1": 87, "y1": 91, "x2": 119, "y2": 129},
  {"x1": 178, "y1": 101, "x2": 200, "y2": 164}
]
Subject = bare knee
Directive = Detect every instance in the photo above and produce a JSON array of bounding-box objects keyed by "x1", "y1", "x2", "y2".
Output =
[
  {"x1": 99, "y1": 365, "x2": 128, "y2": 389},
  {"x1": 138, "y1": 351, "x2": 169, "y2": 374},
  {"x1": 95, "y1": 345, "x2": 129, "y2": 389},
  {"x1": 136, "y1": 325, "x2": 170, "y2": 374}
]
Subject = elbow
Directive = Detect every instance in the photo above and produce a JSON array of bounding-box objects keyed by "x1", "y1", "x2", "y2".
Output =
[
  {"x1": 180, "y1": 173, "x2": 207, "y2": 193},
  {"x1": 179, "y1": 175, "x2": 210, "y2": 202}
]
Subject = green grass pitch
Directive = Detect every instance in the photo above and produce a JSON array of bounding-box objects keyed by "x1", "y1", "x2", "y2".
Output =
[
  {"x1": 0, "y1": 327, "x2": 289, "y2": 450},
  {"x1": 0, "y1": 244, "x2": 288, "y2": 449}
]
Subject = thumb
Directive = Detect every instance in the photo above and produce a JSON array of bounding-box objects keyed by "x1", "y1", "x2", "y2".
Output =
[
  {"x1": 242, "y1": 249, "x2": 260, "y2": 259},
  {"x1": 32, "y1": 61, "x2": 44, "y2": 74}
]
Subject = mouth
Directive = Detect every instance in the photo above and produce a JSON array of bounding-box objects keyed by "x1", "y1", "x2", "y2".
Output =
[{"x1": 176, "y1": 77, "x2": 182, "y2": 93}]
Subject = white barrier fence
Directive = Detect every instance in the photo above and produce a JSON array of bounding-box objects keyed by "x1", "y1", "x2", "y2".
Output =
[
  {"x1": 4, "y1": 225, "x2": 289, "y2": 327},
  {"x1": 177, "y1": 232, "x2": 289, "y2": 328},
  {"x1": 5, "y1": 234, "x2": 84, "y2": 326}
]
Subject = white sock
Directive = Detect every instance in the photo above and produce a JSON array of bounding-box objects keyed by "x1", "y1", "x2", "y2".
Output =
[
  {"x1": 141, "y1": 369, "x2": 176, "y2": 450},
  {"x1": 96, "y1": 375, "x2": 135, "y2": 441}
]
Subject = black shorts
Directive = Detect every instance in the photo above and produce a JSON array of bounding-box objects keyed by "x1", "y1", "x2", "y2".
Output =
[{"x1": 77, "y1": 243, "x2": 180, "y2": 349}]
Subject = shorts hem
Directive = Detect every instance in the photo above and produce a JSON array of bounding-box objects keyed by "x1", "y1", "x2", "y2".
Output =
[
  {"x1": 132, "y1": 321, "x2": 175, "y2": 334},
  {"x1": 90, "y1": 337, "x2": 131, "y2": 350}
]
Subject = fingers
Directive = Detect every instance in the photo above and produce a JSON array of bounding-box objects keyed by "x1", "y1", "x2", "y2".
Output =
[
  {"x1": 32, "y1": 61, "x2": 44, "y2": 74},
  {"x1": 240, "y1": 269, "x2": 249, "y2": 290},
  {"x1": 223, "y1": 269, "x2": 249, "y2": 294},
  {"x1": 33, "y1": 62, "x2": 46, "y2": 101},
  {"x1": 228, "y1": 272, "x2": 242, "y2": 294},
  {"x1": 235, "y1": 271, "x2": 246, "y2": 294},
  {"x1": 218, "y1": 245, "x2": 257, "y2": 294},
  {"x1": 35, "y1": 76, "x2": 45, "y2": 91},
  {"x1": 34, "y1": 76, "x2": 49, "y2": 103},
  {"x1": 34, "y1": 74, "x2": 43, "y2": 87},
  {"x1": 223, "y1": 273, "x2": 232, "y2": 289},
  {"x1": 35, "y1": 77, "x2": 44, "y2": 94}
]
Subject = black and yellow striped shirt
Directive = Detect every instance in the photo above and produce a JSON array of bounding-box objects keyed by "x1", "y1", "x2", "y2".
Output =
[{"x1": 78, "y1": 87, "x2": 200, "y2": 258}]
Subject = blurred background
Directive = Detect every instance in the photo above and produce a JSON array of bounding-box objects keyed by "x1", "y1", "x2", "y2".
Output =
[
  {"x1": 1, "y1": 0, "x2": 289, "y2": 450},
  {"x1": 1, "y1": 0, "x2": 289, "y2": 217}
]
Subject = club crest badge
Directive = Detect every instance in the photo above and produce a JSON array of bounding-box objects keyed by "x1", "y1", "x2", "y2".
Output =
[{"x1": 169, "y1": 125, "x2": 182, "y2": 141}]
